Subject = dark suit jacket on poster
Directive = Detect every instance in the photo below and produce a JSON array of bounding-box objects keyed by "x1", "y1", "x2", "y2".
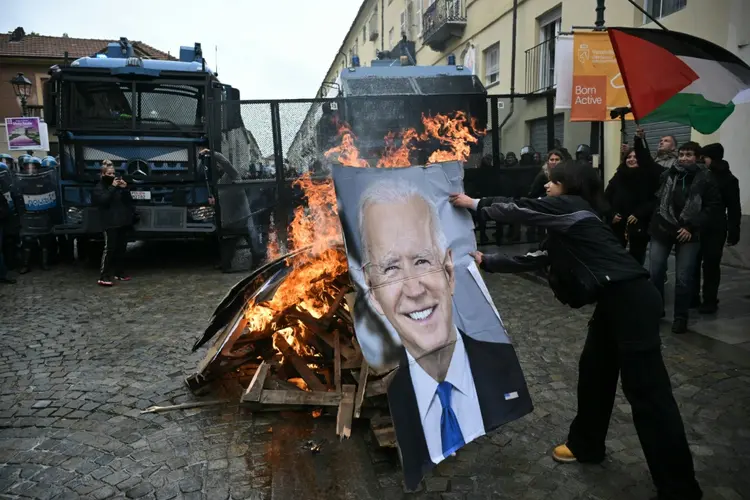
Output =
[{"x1": 388, "y1": 331, "x2": 533, "y2": 490}]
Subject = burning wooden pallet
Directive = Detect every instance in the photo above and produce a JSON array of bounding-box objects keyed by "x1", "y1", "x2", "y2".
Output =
[{"x1": 186, "y1": 250, "x2": 398, "y2": 445}]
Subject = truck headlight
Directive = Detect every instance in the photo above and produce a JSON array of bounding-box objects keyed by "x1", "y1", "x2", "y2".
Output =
[
  {"x1": 188, "y1": 206, "x2": 215, "y2": 222},
  {"x1": 66, "y1": 207, "x2": 83, "y2": 224}
]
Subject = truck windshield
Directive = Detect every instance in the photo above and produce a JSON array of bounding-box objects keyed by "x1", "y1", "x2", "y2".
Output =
[{"x1": 67, "y1": 81, "x2": 204, "y2": 131}]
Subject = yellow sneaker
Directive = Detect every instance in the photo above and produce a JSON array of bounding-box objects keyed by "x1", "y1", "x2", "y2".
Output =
[{"x1": 552, "y1": 443, "x2": 577, "y2": 463}]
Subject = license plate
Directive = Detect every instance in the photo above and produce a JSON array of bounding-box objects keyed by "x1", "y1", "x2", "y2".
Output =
[{"x1": 131, "y1": 191, "x2": 151, "y2": 200}]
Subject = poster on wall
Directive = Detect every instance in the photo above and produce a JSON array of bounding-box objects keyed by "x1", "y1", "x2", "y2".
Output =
[
  {"x1": 331, "y1": 162, "x2": 533, "y2": 490},
  {"x1": 556, "y1": 31, "x2": 634, "y2": 122},
  {"x1": 5, "y1": 117, "x2": 48, "y2": 151}
]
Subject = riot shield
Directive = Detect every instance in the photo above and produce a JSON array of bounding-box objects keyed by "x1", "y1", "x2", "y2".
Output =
[
  {"x1": 14, "y1": 169, "x2": 61, "y2": 237},
  {"x1": 0, "y1": 168, "x2": 14, "y2": 211}
]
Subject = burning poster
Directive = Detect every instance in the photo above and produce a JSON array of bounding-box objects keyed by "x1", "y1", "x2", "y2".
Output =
[
  {"x1": 332, "y1": 162, "x2": 533, "y2": 489},
  {"x1": 5, "y1": 117, "x2": 47, "y2": 151}
]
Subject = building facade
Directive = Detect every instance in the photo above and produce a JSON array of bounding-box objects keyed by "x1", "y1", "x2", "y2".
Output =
[
  {"x1": 317, "y1": 0, "x2": 749, "y2": 222},
  {"x1": 0, "y1": 27, "x2": 174, "y2": 156}
]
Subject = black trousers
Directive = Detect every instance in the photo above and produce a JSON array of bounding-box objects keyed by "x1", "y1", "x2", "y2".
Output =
[
  {"x1": 566, "y1": 278, "x2": 701, "y2": 500},
  {"x1": 612, "y1": 222, "x2": 649, "y2": 266},
  {"x1": 693, "y1": 227, "x2": 727, "y2": 307},
  {"x1": 100, "y1": 226, "x2": 128, "y2": 280}
]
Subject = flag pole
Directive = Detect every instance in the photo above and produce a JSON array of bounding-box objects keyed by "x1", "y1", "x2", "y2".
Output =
[{"x1": 589, "y1": 0, "x2": 606, "y2": 176}]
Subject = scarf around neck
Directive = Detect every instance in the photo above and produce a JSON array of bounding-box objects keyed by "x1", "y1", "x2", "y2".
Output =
[{"x1": 657, "y1": 164, "x2": 702, "y2": 228}]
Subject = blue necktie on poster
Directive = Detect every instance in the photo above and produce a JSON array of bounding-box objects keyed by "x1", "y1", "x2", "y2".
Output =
[{"x1": 437, "y1": 381, "x2": 465, "y2": 457}]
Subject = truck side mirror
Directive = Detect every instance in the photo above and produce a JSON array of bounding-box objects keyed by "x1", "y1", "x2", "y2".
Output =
[
  {"x1": 223, "y1": 87, "x2": 242, "y2": 131},
  {"x1": 43, "y1": 80, "x2": 57, "y2": 127}
]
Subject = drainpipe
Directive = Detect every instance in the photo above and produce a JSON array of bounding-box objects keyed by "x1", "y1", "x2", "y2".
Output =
[
  {"x1": 381, "y1": 0, "x2": 385, "y2": 51},
  {"x1": 496, "y1": 0, "x2": 519, "y2": 149}
]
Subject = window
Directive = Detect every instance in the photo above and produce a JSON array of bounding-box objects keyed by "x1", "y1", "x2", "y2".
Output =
[
  {"x1": 389, "y1": 27, "x2": 395, "y2": 49},
  {"x1": 348, "y1": 47, "x2": 354, "y2": 65},
  {"x1": 538, "y1": 8, "x2": 562, "y2": 90},
  {"x1": 484, "y1": 43, "x2": 499, "y2": 86},
  {"x1": 645, "y1": 0, "x2": 687, "y2": 19},
  {"x1": 400, "y1": 10, "x2": 407, "y2": 37},
  {"x1": 362, "y1": 24, "x2": 367, "y2": 42},
  {"x1": 355, "y1": 37, "x2": 359, "y2": 54}
]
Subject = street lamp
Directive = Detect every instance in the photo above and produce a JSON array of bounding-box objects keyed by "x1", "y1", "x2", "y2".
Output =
[{"x1": 10, "y1": 72, "x2": 33, "y2": 117}]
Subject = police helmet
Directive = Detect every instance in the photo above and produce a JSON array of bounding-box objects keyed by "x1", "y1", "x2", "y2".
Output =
[
  {"x1": 576, "y1": 144, "x2": 592, "y2": 155},
  {"x1": 41, "y1": 156, "x2": 58, "y2": 168},
  {"x1": 520, "y1": 145, "x2": 535, "y2": 156},
  {"x1": 17, "y1": 154, "x2": 30, "y2": 165},
  {"x1": 505, "y1": 151, "x2": 517, "y2": 160},
  {"x1": 496, "y1": 152, "x2": 505, "y2": 163},
  {"x1": 0, "y1": 153, "x2": 13, "y2": 167},
  {"x1": 24, "y1": 156, "x2": 42, "y2": 167}
]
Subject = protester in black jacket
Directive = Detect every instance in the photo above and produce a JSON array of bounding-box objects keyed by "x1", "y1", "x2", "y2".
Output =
[
  {"x1": 0, "y1": 191, "x2": 16, "y2": 284},
  {"x1": 604, "y1": 147, "x2": 660, "y2": 265},
  {"x1": 92, "y1": 161, "x2": 134, "y2": 286},
  {"x1": 692, "y1": 143, "x2": 742, "y2": 313},
  {"x1": 635, "y1": 137, "x2": 723, "y2": 333},
  {"x1": 449, "y1": 160, "x2": 701, "y2": 500}
]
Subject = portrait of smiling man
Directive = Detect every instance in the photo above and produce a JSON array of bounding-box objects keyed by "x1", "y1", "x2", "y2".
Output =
[{"x1": 356, "y1": 178, "x2": 532, "y2": 489}]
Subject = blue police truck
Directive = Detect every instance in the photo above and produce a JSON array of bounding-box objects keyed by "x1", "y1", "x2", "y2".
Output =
[
  {"x1": 44, "y1": 38, "x2": 253, "y2": 243},
  {"x1": 315, "y1": 38, "x2": 488, "y2": 167}
]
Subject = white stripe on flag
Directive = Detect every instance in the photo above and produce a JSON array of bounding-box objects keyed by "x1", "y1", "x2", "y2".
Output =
[{"x1": 677, "y1": 56, "x2": 750, "y2": 104}]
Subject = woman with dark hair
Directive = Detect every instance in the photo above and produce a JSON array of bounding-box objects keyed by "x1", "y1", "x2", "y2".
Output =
[
  {"x1": 449, "y1": 161, "x2": 702, "y2": 500},
  {"x1": 528, "y1": 150, "x2": 564, "y2": 198},
  {"x1": 604, "y1": 147, "x2": 660, "y2": 265}
]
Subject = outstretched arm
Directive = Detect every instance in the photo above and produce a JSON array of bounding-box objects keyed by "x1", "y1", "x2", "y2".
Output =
[{"x1": 476, "y1": 250, "x2": 549, "y2": 274}]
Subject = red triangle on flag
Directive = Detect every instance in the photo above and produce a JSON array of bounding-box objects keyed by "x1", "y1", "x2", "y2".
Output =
[{"x1": 609, "y1": 29, "x2": 699, "y2": 119}]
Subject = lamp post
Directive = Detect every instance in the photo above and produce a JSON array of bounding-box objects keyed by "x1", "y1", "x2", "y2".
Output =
[{"x1": 10, "y1": 72, "x2": 33, "y2": 117}]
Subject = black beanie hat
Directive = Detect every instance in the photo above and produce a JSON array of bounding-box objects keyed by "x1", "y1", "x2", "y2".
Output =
[{"x1": 702, "y1": 143, "x2": 724, "y2": 161}]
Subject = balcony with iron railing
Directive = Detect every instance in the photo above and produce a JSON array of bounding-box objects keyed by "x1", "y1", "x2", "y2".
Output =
[
  {"x1": 422, "y1": 0, "x2": 467, "y2": 52},
  {"x1": 525, "y1": 36, "x2": 557, "y2": 94}
]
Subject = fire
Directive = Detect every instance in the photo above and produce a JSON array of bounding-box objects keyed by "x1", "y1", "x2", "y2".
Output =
[
  {"x1": 376, "y1": 129, "x2": 419, "y2": 168},
  {"x1": 242, "y1": 111, "x2": 482, "y2": 361},
  {"x1": 322, "y1": 125, "x2": 369, "y2": 167},
  {"x1": 422, "y1": 112, "x2": 485, "y2": 164}
]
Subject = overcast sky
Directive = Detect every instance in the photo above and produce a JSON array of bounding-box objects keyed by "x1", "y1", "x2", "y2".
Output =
[{"x1": 2, "y1": 0, "x2": 360, "y2": 100}]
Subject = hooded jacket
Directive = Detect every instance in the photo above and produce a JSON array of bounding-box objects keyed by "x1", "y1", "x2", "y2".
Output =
[
  {"x1": 604, "y1": 161, "x2": 659, "y2": 229},
  {"x1": 634, "y1": 137, "x2": 722, "y2": 243},
  {"x1": 702, "y1": 143, "x2": 742, "y2": 244},
  {"x1": 92, "y1": 179, "x2": 134, "y2": 229},
  {"x1": 477, "y1": 195, "x2": 649, "y2": 308}
]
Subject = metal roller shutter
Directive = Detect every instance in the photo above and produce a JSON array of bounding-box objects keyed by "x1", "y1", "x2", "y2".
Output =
[
  {"x1": 623, "y1": 120, "x2": 692, "y2": 152},
  {"x1": 528, "y1": 114, "x2": 565, "y2": 154}
]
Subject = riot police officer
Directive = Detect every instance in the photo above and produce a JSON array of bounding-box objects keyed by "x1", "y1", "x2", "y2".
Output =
[
  {"x1": 15, "y1": 156, "x2": 59, "y2": 274},
  {"x1": 1, "y1": 154, "x2": 20, "y2": 276},
  {"x1": 576, "y1": 144, "x2": 593, "y2": 166},
  {"x1": 41, "y1": 156, "x2": 72, "y2": 263}
]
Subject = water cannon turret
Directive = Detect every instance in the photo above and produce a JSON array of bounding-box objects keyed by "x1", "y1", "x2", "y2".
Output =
[
  {"x1": 180, "y1": 43, "x2": 204, "y2": 63},
  {"x1": 351, "y1": 55, "x2": 360, "y2": 68},
  {"x1": 105, "y1": 37, "x2": 134, "y2": 59},
  {"x1": 447, "y1": 54, "x2": 456, "y2": 65}
]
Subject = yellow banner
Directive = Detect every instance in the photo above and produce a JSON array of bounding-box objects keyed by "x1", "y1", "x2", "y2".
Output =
[{"x1": 571, "y1": 32, "x2": 631, "y2": 121}]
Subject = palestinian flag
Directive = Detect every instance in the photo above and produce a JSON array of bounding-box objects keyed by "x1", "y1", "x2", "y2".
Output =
[{"x1": 608, "y1": 28, "x2": 750, "y2": 134}]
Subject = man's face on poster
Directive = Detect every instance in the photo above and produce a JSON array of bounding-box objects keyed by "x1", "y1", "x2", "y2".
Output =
[{"x1": 362, "y1": 195, "x2": 456, "y2": 358}]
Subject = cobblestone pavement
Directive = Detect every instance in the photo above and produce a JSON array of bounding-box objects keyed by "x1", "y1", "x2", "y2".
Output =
[{"x1": 1, "y1": 243, "x2": 749, "y2": 499}]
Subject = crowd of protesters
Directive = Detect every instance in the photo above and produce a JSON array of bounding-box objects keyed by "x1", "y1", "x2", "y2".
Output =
[
  {"x1": 472, "y1": 128, "x2": 741, "y2": 335},
  {"x1": 451, "y1": 129, "x2": 741, "y2": 499}
]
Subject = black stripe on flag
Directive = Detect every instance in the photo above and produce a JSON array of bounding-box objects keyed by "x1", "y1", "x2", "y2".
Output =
[{"x1": 610, "y1": 27, "x2": 750, "y2": 72}]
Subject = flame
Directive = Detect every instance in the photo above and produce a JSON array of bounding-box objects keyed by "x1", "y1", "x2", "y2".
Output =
[
  {"x1": 287, "y1": 378, "x2": 309, "y2": 391},
  {"x1": 422, "y1": 111, "x2": 485, "y2": 164},
  {"x1": 376, "y1": 129, "x2": 419, "y2": 168},
  {"x1": 323, "y1": 125, "x2": 369, "y2": 167}
]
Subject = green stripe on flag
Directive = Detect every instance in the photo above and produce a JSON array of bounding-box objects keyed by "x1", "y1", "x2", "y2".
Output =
[{"x1": 641, "y1": 93, "x2": 735, "y2": 134}]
